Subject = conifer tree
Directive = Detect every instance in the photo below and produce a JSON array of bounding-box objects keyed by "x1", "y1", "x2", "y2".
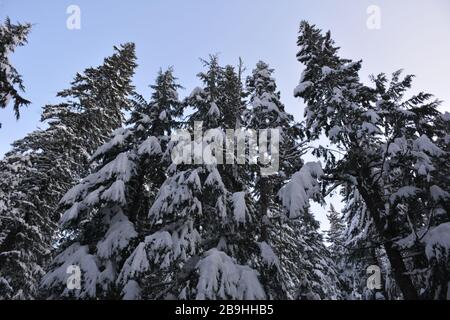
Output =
[
  {"x1": 41, "y1": 68, "x2": 181, "y2": 299},
  {"x1": 244, "y1": 61, "x2": 340, "y2": 299},
  {"x1": 326, "y1": 204, "x2": 345, "y2": 252},
  {"x1": 0, "y1": 44, "x2": 136, "y2": 299},
  {"x1": 326, "y1": 202, "x2": 369, "y2": 299},
  {"x1": 245, "y1": 61, "x2": 304, "y2": 220},
  {"x1": 294, "y1": 21, "x2": 449, "y2": 299},
  {"x1": 0, "y1": 17, "x2": 31, "y2": 127},
  {"x1": 116, "y1": 57, "x2": 287, "y2": 300}
]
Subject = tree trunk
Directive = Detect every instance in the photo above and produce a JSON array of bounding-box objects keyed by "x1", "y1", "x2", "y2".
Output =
[
  {"x1": 383, "y1": 242, "x2": 418, "y2": 300},
  {"x1": 357, "y1": 179, "x2": 419, "y2": 300}
]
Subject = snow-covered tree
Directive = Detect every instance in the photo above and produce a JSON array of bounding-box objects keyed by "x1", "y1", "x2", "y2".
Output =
[
  {"x1": 243, "y1": 61, "x2": 340, "y2": 299},
  {"x1": 326, "y1": 204, "x2": 345, "y2": 252},
  {"x1": 40, "y1": 68, "x2": 182, "y2": 299},
  {"x1": 295, "y1": 21, "x2": 449, "y2": 299},
  {"x1": 245, "y1": 61, "x2": 304, "y2": 224},
  {"x1": 269, "y1": 211, "x2": 341, "y2": 300},
  {"x1": 116, "y1": 57, "x2": 287, "y2": 300},
  {"x1": 0, "y1": 43, "x2": 137, "y2": 299},
  {"x1": 0, "y1": 17, "x2": 31, "y2": 127},
  {"x1": 325, "y1": 200, "x2": 381, "y2": 300}
]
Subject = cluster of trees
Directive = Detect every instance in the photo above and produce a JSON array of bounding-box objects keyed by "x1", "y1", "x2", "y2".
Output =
[{"x1": 0, "y1": 18, "x2": 448, "y2": 300}]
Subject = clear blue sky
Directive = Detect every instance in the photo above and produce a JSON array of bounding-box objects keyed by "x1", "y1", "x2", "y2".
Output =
[{"x1": 1, "y1": 0, "x2": 449, "y2": 230}]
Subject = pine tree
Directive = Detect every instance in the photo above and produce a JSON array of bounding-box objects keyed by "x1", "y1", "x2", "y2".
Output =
[
  {"x1": 0, "y1": 44, "x2": 137, "y2": 299},
  {"x1": 116, "y1": 56, "x2": 288, "y2": 300},
  {"x1": 245, "y1": 61, "x2": 304, "y2": 219},
  {"x1": 326, "y1": 204, "x2": 345, "y2": 252},
  {"x1": 41, "y1": 68, "x2": 182, "y2": 299},
  {"x1": 0, "y1": 17, "x2": 31, "y2": 127},
  {"x1": 243, "y1": 61, "x2": 340, "y2": 299},
  {"x1": 325, "y1": 201, "x2": 371, "y2": 299},
  {"x1": 338, "y1": 185, "x2": 397, "y2": 300},
  {"x1": 295, "y1": 21, "x2": 449, "y2": 299}
]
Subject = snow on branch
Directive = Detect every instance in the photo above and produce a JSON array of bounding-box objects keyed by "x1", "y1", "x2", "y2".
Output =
[
  {"x1": 195, "y1": 248, "x2": 266, "y2": 300},
  {"x1": 278, "y1": 161, "x2": 323, "y2": 219}
]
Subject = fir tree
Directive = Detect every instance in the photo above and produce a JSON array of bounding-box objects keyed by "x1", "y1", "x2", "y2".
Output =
[
  {"x1": 0, "y1": 17, "x2": 31, "y2": 127},
  {"x1": 326, "y1": 204, "x2": 345, "y2": 252},
  {"x1": 41, "y1": 68, "x2": 182, "y2": 299},
  {"x1": 295, "y1": 21, "x2": 449, "y2": 299},
  {"x1": 243, "y1": 61, "x2": 340, "y2": 299},
  {"x1": 0, "y1": 44, "x2": 137, "y2": 299},
  {"x1": 117, "y1": 57, "x2": 286, "y2": 300},
  {"x1": 245, "y1": 61, "x2": 304, "y2": 223}
]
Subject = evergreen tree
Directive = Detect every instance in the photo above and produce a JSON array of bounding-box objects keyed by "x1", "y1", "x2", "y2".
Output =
[
  {"x1": 0, "y1": 17, "x2": 31, "y2": 127},
  {"x1": 0, "y1": 44, "x2": 136, "y2": 299},
  {"x1": 326, "y1": 204, "x2": 345, "y2": 252},
  {"x1": 116, "y1": 57, "x2": 286, "y2": 299},
  {"x1": 245, "y1": 61, "x2": 304, "y2": 219},
  {"x1": 295, "y1": 21, "x2": 449, "y2": 299},
  {"x1": 41, "y1": 68, "x2": 182, "y2": 299},
  {"x1": 326, "y1": 201, "x2": 374, "y2": 299},
  {"x1": 243, "y1": 61, "x2": 340, "y2": 299}
]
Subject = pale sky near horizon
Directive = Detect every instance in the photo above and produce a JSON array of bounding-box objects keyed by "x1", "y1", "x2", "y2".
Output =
[{"x1": 1, "y1": 0, "x2": 449, "y2": 231}]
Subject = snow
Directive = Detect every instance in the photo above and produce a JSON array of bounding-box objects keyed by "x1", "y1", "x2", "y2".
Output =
[
  {"x1": 120, "y1": 222, "x2": 201, "y2": 283},
  {"x1": 232, "y1": 192, "x2": 249, "y2": 224},
  {"x1": 121, "y1": 280, "x2": 141, "y2": 300},
  {"x1": 138, "y1": 114, "x2": 151, "y2": 124},
  {"x1": 195, "y1": 249, "x2": 266, "y2": 300},
  {"x1": 98, "y1": 260, "x2": 115, "y2": 290},
  {"x1": 215, "y1": 195, "x2": 227, "y2": 219},
  {"x1": 330, "y1": 87, "x2": 343, "y2": 103},
  {"x1": 91, "y1": 128, "x2": 131, "y2": 159},
  {"x1": 413, "y1": 134, "x2": 444, "y2": 156},
  {"x1": 96, "y1": 211, "x2": 137, "y2": 259},
  {"x1": 207, "y1": 102, "x2": 220, "y2": 117},
  {"x1": 364, "y1": 109, "x2": 380, "y2": 123},
  {"x1": 0, "y1": 277, "x2": 12, "y2": 295},
  {"x1": 138, "y1": 136, "x2": 162, "y2": 156},
  {"x1": 118, "y1": 242, "x2": 150, "y2": 284},
  {"x1": 422, "y1": 223, "x2": 450, "y2": 261},
  {"x1": 159, "y1": 110, "x2": 167, "y2": 121},
  {"x1": 387, "y1": 142, "x2": 402, "y2": 156},
  {"x1": 149, "y1": 170, "x2": 203, "y2": 219},
  {"x1": 146, "y1": 223, "x2": 201, "y2": 265},
  {"x1": 59, "y1": 201, "x2": 83, "y2": 226},
  {"x1": 256, "y1": 66, "x2": 272, "y2": 79},
  {"x1": 144, "y1": 231, "x2": 174, "y2": 268},
  {"x1": 396, "y1": 222, "x2": 450, "y2": 263},
  {"x1": 101, "y1": 180, "x2": 127, "y2": 205},
  {"x1": 60, "y1": 153, "x2": 135, "y2": 204},
  {"x1": 95, "y1": 152, "x2": 136, "y2": 183},
  {"x1": 205, "y1": 168, "x2": 225, "y2": 190},
  {"x1": 430, "y1": 185, "x2": 449, "y2": 201},
  {"x1": 389, "y1": 186, "x2": 421, "y2": 204},
  {"x1": 186, "y1": 169, "x2": 202, "y2": 191},
  {"x1": 442, "y1": 112, "x2": 450, "y2": 122},
  {"x1": 59, "y1": 183, "x2": 88, "y2": 205},
  {"x1": 258, "y1": 242, "x2": 280, "y2": 269},
  {"x1": 251, "y1": 93, "x2": 280, "y2": 114},
  {"x1": 321, "y1": 66, "x2": 334, "y2": 76},
  {"x1": 278, "y1": 162, "x2": 323, "y2": 219},
  {"x1": 41, "y1": 243, "x2": 99, "y2": 298},
  {"x1": 361, "y1": 122, "x2": 380, "y2": 135},
  {"x1": 0, "y1": 199, "x2": 6, "y2": 212},
  {"x1": 189, "y1": 87, "x2": 204, "y2": 100},
  {"x1": 340, "y1": 61, "x2": 359, "y2": 71},
  {"x1": 329, "y1": 125, "x2": 342, "y2": 139},
  {"x1": 170, "y1": 222, "x2": 201, "y2": 261},
  {"x1": 83, "y1": 186, "x2": 105, "y2": 206}
]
